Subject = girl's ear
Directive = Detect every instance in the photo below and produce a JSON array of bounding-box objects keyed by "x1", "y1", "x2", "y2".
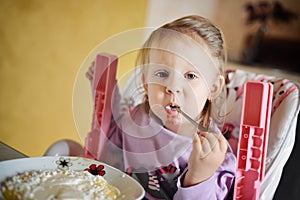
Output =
[{"x1": 210, "y1": 75, "x2": 225, "y2": 100}]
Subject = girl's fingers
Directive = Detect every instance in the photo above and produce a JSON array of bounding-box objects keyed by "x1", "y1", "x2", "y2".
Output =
[
  {"x1": 192, "y1": 134, "x2": 201, "y2": 154},
  {"x1": 90, "y1": 61, "x2": 95, "y2": 71},
  {"x1": 218, "y1": 134, "x2": 228, "y2": 153},
  {"x1": 202, "y1": 132, "x2": 219, "y2": 151},
  {"x1": 193, "y1": 132, "x2": 228, "y2": 159},
  {"x1": 85, "y1": 61, "x2": 95, "y2": 80},
  {"x1": 198, "y1": 135, "x2": 211, "y2": 158}
]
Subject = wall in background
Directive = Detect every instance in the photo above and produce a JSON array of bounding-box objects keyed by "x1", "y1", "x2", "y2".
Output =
[
  {"x1": 145, "y1": 0, "x2": 218, "y2": 27},
  {"x1": 0, "y1": 0, "x2": 147, "y2": 156},
  {"x1": 213, "y1": 0, "x2": 300, "y2": 63},
  {"x1": 145, "y1": 0, "x2": 300, "y2": 62}
]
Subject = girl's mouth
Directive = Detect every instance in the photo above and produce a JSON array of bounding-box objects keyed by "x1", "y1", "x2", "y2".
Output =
[{"x1": 165, "y1": 104, "x2": 180, "y2": 115}]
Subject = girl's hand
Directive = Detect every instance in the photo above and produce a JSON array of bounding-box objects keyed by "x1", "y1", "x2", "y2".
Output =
[
  {"x1": 85, "y1": 61, "x2": 95, "y2": 82},
  {"x1": 183, "y1": 132, "x2": 227, "y2": 187}
]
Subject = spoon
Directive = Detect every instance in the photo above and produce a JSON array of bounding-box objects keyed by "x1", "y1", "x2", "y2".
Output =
[{"x1": 169, "y1": 105, "x2": 208, "y2": 133}]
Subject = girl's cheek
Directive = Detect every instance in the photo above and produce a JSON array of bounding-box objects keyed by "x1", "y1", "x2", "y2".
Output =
[{"x1": 187, "y1": 92, "x2": 207, "y2": 117}]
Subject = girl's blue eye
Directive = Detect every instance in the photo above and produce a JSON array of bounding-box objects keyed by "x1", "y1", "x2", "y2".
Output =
[
  {"x1": 185, "y1": 73, "x2": 198, "y2": 80},
  {"x1": 155, "y1": 71, "x2": 169, "y2": 78}
]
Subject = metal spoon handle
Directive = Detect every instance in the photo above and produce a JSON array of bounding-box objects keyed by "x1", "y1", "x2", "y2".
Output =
[{"x1": 176, "y1": 107, "x2": 207, "y2": 132}]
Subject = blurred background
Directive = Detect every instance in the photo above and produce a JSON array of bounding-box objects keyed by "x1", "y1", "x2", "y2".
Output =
[{"x1": 0, "y1": 0, "x2": 299, "y2": 198}]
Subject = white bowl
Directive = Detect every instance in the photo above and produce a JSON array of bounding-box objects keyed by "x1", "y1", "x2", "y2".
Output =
[{"x1": 0, "y1": 156, "x2": 145, "y2": 200}]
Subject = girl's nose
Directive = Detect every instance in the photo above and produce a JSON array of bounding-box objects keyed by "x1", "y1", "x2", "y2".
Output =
[{"x1": 165, "y1": 78, "x2": 182, "y2": 94}]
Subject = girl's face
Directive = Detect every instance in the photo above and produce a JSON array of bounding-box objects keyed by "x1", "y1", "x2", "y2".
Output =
[{"x1": 143, "y1": 37, "x2": 221, "y2": 137}]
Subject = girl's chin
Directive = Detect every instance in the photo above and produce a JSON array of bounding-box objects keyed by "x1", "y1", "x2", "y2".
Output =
[{"x1": 163, "y1": 116, "x2": 182, "y2": 132}]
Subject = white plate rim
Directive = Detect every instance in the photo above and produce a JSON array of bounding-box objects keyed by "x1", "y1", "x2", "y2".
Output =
[{"x1": 0, "y1": 156, "x2": 145, "y2": 200}]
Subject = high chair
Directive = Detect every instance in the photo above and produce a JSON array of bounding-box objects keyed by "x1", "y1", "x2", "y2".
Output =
[
  {"x1": 45, "y1": 54, "x2": 300, "y2": 200},
  {"x1": 223, "y1": 69, "x2": 299, "y2": 199}
]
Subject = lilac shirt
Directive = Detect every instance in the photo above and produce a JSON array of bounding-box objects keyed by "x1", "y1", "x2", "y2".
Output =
[{"x1": 99, "y1": 104, "x2": 236, "y2": 199}]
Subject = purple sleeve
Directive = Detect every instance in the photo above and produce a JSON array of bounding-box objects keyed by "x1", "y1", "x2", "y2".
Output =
[{"x1": 174, "y1": 152, "x2": 236, "y2": 200}]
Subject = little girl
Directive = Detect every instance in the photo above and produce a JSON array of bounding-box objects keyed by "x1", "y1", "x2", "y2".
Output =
[{"x1": 87, "y1": 15, "x2": 236, "y2": 199}]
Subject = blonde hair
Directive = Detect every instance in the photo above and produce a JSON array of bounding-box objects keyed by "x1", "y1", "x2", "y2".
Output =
[{"x1": 137, "y1": 15, "x2": 227, "y2": 129}]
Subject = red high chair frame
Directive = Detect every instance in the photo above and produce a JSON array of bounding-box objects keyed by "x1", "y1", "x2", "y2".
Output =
[
  {"x1": 84, "y1": 54, "x2": 118, "y2": 160},
  {"x1": 86, "y1": 54, "x2": 273, "y2": 200},
  {"x1": 233, "y1": 81, "x2": 273, "y2": 199}
]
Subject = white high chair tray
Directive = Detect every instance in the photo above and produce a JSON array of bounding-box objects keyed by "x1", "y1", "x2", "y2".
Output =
[{"x1": 0, "y1": 156, "x2": 145, "y2": 200}]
